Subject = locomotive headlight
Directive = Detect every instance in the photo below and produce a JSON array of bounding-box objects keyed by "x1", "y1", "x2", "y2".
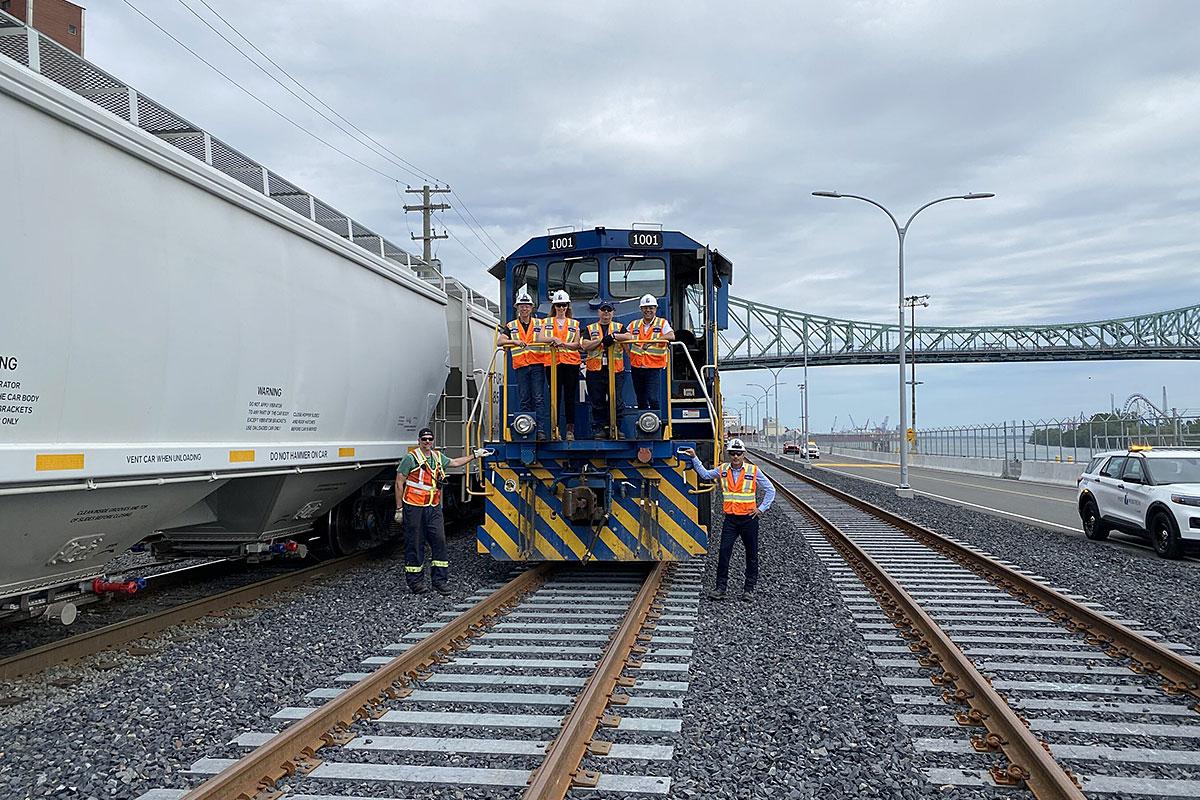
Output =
[
  {"x1": 637, "y1": 412, "x2": 661, "y2": 434},
  {"x1": 512, "y1": 414, "x2": 536, "y2": 436}
]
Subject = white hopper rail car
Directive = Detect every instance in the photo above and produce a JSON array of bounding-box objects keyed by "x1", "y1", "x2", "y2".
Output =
[{"x1": 0, "y1": 13, "x2": 499, "y2": 623}]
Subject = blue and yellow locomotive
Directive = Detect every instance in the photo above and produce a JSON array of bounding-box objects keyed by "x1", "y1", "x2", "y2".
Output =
[{"x1": 469, "y1": 227, "x2": 732, "y2": 562}]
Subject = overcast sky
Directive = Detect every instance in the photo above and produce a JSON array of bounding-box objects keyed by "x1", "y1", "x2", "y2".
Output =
[{"x1": 84, "y1": 1, "x2": 1200, "y2": 430}]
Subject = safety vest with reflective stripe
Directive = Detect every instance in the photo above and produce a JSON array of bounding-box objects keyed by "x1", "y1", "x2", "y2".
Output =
[
  {"x1": 719, "y1": 463, "x2": 759, "y2": 516},
  {"x1": 505, "y1": 317, "x2": 549, "y2": 368},
  {"x1": 584, "y1": 321, "x2": 625, "y2": 372},
  {"x1": 403, "y1": 449, "x2": 447, "y2": 507},
  {"x1": 544, "y1": 317, "x2": 581, "y2": 365},
  {"x1": 628, "y1": 317, "x2": 669, "y2": 369}
]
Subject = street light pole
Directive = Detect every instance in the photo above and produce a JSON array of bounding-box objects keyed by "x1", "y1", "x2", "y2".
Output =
[
  {"x1": 904, "y1": 294, "x2": 929, "y2": 452},
  {"x1": 802, "y1": 317, "x2": 810, "y2": 461},
  {"x1": 750, "y1": 382, "x2": 773, "y2": 447},
  {"x1": 812, "y1": 190, "x2": 993, "y2": 497}
]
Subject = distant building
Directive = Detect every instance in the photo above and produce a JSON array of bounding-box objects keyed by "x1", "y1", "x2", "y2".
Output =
[
  {"x1": 2, "y1": 0, "x2": 85, "y2": 56},
  {"x1": 761, "y1": 417, "x2": 784, "y2": 438}
]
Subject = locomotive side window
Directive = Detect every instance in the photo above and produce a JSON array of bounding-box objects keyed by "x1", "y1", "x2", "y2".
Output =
[
  {"x1": 547, "y1": 258, "x2": 599, "y2": 301},
  {"x1": 513, "y1": 261, "x2": 539, "y2": 305},
  {"x1": 609, "y1": 256, "x2": 666, "y2": 299},
  {"x1": 683, "y1": 283, "x2": 705, "y2": 333}
]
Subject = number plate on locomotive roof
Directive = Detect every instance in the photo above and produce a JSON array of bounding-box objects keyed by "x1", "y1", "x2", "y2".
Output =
[
  {"x1": 627, "y1": 231, "x2": 663, "y2": 248},
  {"x1": 548, "y1": 233, "x2": 576, "y2": 252}
]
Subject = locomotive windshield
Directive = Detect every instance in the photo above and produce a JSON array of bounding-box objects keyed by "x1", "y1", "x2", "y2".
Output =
[
  {"x1": 610, "y1": 256, "x2": 666, "y2": 299},
  {"x1": 547, "y1": 257, "x2": 599, "y2": 300}
]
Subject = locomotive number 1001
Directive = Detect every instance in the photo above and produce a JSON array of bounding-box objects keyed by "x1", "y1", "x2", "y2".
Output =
[{"x1": 628, "y1": 231, "x2": 663, "y2": 248}]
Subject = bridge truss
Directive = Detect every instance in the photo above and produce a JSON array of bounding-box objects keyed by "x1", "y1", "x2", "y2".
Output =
[{"x1": 719, "y1": 296, "x2": 1200, "y2": 369}]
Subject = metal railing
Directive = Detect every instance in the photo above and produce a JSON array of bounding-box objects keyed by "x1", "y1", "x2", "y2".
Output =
[
  {"x1": 0, "y1": 9, "x2": 500, "y2": 319},
  {"x1": 816, "y1": 413, "x2": 1200, "y2": 464}
]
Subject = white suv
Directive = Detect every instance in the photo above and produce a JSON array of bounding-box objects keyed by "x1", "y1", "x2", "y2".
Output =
[{"x1": 1077, "y1": 447, "x2": 1200, "y2": 559}]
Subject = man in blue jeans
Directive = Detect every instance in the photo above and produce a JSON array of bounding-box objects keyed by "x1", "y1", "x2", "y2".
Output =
[
  {"x1": 496, "y1": 287, "x2": 549, "y2": 437},
  {"x1": 680, "y1": 438, "x2": 775, "y2": 601}
]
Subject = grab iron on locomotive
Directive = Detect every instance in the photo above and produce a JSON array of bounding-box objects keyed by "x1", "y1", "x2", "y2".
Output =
[{"x1": 466, "y1": 227, "x2": 733, "y2": 562}]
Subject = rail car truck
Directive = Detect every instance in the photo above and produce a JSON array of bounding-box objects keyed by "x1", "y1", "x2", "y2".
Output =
[
  {"x1": 0, "y1": 13, "x2": 497, "y2": 623},
  {"x1": 468, "y1": 228, "x2": 733, "y2": 561}
]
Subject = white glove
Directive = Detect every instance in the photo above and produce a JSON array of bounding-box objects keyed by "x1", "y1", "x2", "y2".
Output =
[
  {"x1": 393, "y1": 508, "x2": 404, "y2": 524},
  {"x1": 473, "y1": 448, "x2": 489, "y2": 459}
]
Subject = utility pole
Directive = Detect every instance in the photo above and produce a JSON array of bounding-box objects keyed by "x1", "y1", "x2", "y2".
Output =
[
  {"x1": 403, "y1": 184, "x2": 451, "y2": 263},
  {"x1": 904, "y1": 294, "x2": 930, "y2": 452}
]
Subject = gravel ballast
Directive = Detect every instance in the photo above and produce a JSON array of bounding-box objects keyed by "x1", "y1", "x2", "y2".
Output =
[
  {"x1": 0, "y1": 531, "x2": 506, "y2": 800},
  {"x1": 807, "y1": 466, "x2": 1200, "y2": 655},
  {"x1": 624, "y1": 504, "x2": 1006, "y2": 800},
  {"x1": 2, "y1": 500, "x2": 1028, "y2": 799}
]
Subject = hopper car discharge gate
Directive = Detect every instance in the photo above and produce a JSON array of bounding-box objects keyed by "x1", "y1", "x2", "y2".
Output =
[
  {"x1": 466, "y1": 228, "x2": 733, "y2": 562},
  {"x1": 0, "y1": 11, "x2": 498, "y2": 623}
]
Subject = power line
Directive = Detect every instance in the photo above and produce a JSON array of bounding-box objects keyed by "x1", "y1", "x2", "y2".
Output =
[
  {"x1": 187, "y1": 0, "x2": 505, "y2": 260},
  {"x1": 120, "y1": 0, "x2": 399, "y2": 183},
  {"x1": 442, "y1": 216, "x2": 489, "y2": 269},
  {"x1": 451, "y1": 189, "x2": 505, "y2": 256},
  {"x1": 126, "y1": 0, "x2": 506, "y2": 264},
  {"x1": 181, "y1": 0, "x2": 435, "y2": 186}
]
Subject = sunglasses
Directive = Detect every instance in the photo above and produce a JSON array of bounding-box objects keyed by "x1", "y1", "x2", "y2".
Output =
[
  {"x1": 420, "y1": 437, "x2": 434, "y2": 442},
  {"x1": 553, "y1": 303, "x2": 569, "y2": 308}
]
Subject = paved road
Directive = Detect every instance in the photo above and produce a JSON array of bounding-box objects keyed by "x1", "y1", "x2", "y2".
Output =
[
  {"x1": 767, "y1": 450, "x2": 1199, "y2": 563},
  {"x1": 784, "y1": 451, "x2": 1082, "y2": 531}
]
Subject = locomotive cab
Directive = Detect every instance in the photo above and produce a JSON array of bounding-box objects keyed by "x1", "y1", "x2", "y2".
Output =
[{"x1": 469, "y1": 226, "x2": 731, "y2": 563}]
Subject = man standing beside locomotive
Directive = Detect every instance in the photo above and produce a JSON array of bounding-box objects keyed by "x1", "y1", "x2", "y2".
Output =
[
  {"x1": 580, "y1": 301, "x2": 632, "y2": 438},
  {"x1": 679, "y1": 439, "x2": 774, "y2": 601},
  {"x1": 627, "y1": 294, "x2": 675, "y2": 413},
  {"x1": 395, "y1": 428, "x2": 485, "y2": 594},
  {"x1": 496, "y1": 287, "x2": 550, "y2": 438}
]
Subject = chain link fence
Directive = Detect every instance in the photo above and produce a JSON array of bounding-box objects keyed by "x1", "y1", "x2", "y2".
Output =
[{"x1": 814, "y1": 413, "x2": 1200, "y2": 464}]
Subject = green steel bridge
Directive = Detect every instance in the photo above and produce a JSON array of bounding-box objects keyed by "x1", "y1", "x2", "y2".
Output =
[{"x1": 718, "y1": 296, "x2": 1200, "y2": 369}]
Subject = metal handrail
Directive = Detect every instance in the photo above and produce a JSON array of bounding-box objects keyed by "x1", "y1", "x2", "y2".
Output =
[
  {"x1": 670, "y1": 341, "x2": 720, "y2": 442},
  {"x1": 464, "y1": 345, "x2": 504, "y2": 496}
]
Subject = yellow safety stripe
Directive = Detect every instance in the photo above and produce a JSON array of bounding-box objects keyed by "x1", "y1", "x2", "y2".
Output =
[
  {"x1": 507, "y1": 318, "x2": 551, "y2": 362},
  {"x1": 404, "y1": 566, "x2": 423, "y2": 573},
  {"x1": 431, "y1": 560, "x2": 449, "y2": 567},
  {"x1": 720, "y1": 464, "x2": 758, "y2": 502},
  {"x1": 585, "y1": 322, "x2": 626, "y2": 370}
]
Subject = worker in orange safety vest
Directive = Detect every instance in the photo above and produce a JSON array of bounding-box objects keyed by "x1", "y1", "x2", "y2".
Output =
[
  {"x1": 627, "y1": 293, "x2": 675, "y2": 412},
  {"x1": 395, "y1": 427, "x2": 486, "y2": 594},
  {"x1": 680, "y1": 438, "x2": 775, "y2": 601}
]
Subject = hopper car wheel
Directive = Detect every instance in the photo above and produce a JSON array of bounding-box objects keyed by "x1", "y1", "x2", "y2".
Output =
[{"x1": 323, "y1": 503, "x2": 361, "y2": 556}]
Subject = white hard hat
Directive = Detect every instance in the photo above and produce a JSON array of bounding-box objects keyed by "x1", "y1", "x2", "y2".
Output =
[
  {"x1": 727, "y1": 438, "x2": 746, "y2": 452},
  {"x1": 514, "y1": 287, "x2": 533, "y2": 305},
  {"x1": 551, "y1": 290, "x2": 571, "y2": 304},
  {"x1": 639, "y1": 294, "x2": 658, "y2": 308}
]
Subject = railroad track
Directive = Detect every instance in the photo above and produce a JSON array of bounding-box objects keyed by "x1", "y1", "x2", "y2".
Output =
[
  {"x1": 136, "y1": 560, "x2": 699, "y2": 799},
  {"x1": 756, "y1": 451, "x2": 1200, "y2": 798},
  {"x1": 0, "y1": 552, "x2": 371, "y2": 682}
]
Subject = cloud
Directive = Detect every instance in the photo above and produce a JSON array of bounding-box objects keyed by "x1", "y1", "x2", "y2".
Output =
[{"x1": 79, "y1": 0, "x2": 1200, "y2": 426}]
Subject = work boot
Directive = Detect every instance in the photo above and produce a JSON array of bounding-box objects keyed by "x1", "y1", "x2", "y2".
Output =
[
  {"x1": 707, "y1": 589, "x2": 726, "y2": 601},
  {"x1": 432, "y1": 583, "x2": 451, "y2": 595},
  {"x1": 741, "y1": 590, "x2": 755, "y2": 602},
  {"x1": 410, "y1": 584, "x2": 428, "y2": 595}
]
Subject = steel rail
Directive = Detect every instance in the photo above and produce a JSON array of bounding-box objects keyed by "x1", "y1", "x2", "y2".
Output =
[
  {"x1": 522, "y1": 561, "x2": 668, "y2": 798},
  {"x1": 760, "y1": 452, "x2": 1200, "y2": 707},
  {"x1": 180, "y1": 563, "x2": 553, "y2": 800},
  {"x1": 761, "y1": 460, "x2": 1085, "y2": 799},
  {"x1": 0, "y1": 553, "x2": 369, "y2": 681}
]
